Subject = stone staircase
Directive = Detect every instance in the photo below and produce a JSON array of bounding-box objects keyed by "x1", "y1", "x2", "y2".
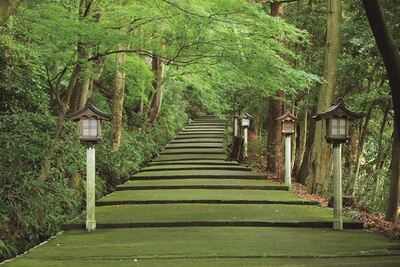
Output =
[
  {"x1": 64, "y1": 116, "x2": 362, "y2": 230},
  {"x1": 8, "y1": 116, "x2": 400, "y2": 267}
]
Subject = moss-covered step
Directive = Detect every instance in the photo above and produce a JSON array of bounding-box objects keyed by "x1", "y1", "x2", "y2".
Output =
[
  {"x1": 186, "y1": 123, "x2": 226, "y2": 127},
  {"x1": 174, "y1": 134, "x2": 224, "y2": 139},
  {"x1": 192, "y1": 120, "x2": 225, "y2": 123},
  {"x1": 165, "y1": 144, "x2": 223, "y2": 149},
  {"x1": 131, "y1": 170, "x2": 264, "y2": 179},
  {"x1": 147, "y1": 159, "x2": 239, "y2": 166},
  {"x1": 184, "y1": 126, "x2": 225, "y2": 129},
  {"x1": 63, "y1": 204, "x2": 362, "y2": 229},
  {"x1": 153, "y1": 154, "x2": 227, "y2": 161},
  {"x1": 9, "y1": 256, "x2": 400, "y2": 267},
  {"x1": 8, "y1": 227, "x2": 400, "y2": 267},
  {"x1": 159, "y1": 148, "x2": 225, "y2": 155},
  {"x1": 140, "y1": 164, "x2": 250, "y2": 172},
  {"x1": 96, "y1": 189, "x2": 315, "y2": 206},
  {"x1": 117, "y1": 179, "x2": 287, "y2": 191},
  {"x1": 177, "y1": 132, "x2": 224, "y2": 136},
  {"x1": 170, "y1": 138, "x2": 223, "y2": 143},
  {"x1": 180, "y1": 129, "x2": 225, "y2": 134}
]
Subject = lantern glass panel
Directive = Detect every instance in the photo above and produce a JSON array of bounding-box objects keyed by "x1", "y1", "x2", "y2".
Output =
[
  {"x1": 82, "y1": 118, "x2": 98, "y2": 138},
  {"x1": 329, "y1": 118, "x2": 347, "y2": 138},
  {"x1": 339, "y1": 118, "x2": 346, "y2": 135},
  {"x1": 282, "y1": 121, "x2": 295, "y2": 133},
  {"x1": 242, "y1": 118, "x2": 250, "y2": 127}
]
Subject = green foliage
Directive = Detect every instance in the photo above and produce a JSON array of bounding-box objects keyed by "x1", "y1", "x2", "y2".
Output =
[{"x1": 0, "y1": 113, "x2": 84, "y2": 260}]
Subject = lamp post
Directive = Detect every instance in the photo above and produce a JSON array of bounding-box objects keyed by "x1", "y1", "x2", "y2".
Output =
[
  {"x1": 240, "y1": 113, "x2": 252, "y2": 158},
  {"x1": 233, "y1": 109, "x2": 240, "y2": 138},
  {"x1": 68, "y1": 99, "x2": 111, "y2": 231},
  {"x1": 277, "y1": 111, "x2": 298, "y2": 189},
  {"x1": 313, "y1": 98, "x2": 362, "y2": 230}
]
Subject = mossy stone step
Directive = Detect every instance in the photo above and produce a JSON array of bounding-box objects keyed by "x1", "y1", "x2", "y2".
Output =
[
  {"x1": 159, "y1": 148, "x2": 225, "y2": 155},
  {"x1": 170, "y1": 138, "x2": 223, "y2": 143},
  {"x1": 184, "y1": 126, "x2": 225, "y2": 129},
  {"x1": 118, "y1": 178, "x2": 277, "y2": 188},
  {"x1": 140, "y1": 164, "x2": 250, "y2": 172},
  {"x1": 174, "y1": 135, "x2": 224, "y2": 139},
  {"x1": 147, "y1": 160, "x2": 239, "y2": 166},
  {"x1": 153, "y1": 154, "x2": 227, "y2": 161},
  {"x1": 181, "y1": 128, "x2": 225, "y2": 133},
  {"x1": 187, "y1": 123, "x2": 226, "y2": 126},
  {"x1": 132, "y1": 170, "x2": 263, "y2": 179},
  {"x1": 10, "y1": 228, "x2": 400, "y2": 267},
  {"x1": 191, "y1": 121, "x2": 226, "y2": 124},
  {"x1": 64, "y1": 204, "x2": 361, "y2": 229},
  {"x1": 96, "y1": 189, "x2": 314, "y2": 205},
  {"x1": 178, "y1": 132, "x2": 224, "y2": 136},
  {"x1": 165, "y1": 144, "x2": 223, "y2": 149}
]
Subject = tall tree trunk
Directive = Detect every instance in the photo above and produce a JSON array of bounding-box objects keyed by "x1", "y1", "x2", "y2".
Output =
[
  {"x1": 386, "y1": 127, "x2": 400, "y2": 221},
  {"x1": 148, "y1": 55, "x2": 165, "y2": 123},
  {"x1": 293, "y1": 108, "x2": 308, "y2": 179},
  {"x1": 111, "y1": 44, "x2": 127, "y2": 150},
  {"x1": 362, "y1": 0, "x2": 400, "y2": 140},
  {"x1": 298, "y1": 105, "x2": 316, "y2": 185},
  {"x1": 305, "y1": 0, "x2": 341, "y2": 193},
  {"x1": 0, "y1": 0, "x2": 20, "y2": 24},
  {"x1": 362, "y1": 0, "x2": 400, "y2": 221},
  {"x1": 265, "y1": 2, "x2": 284, "y2": 177}
]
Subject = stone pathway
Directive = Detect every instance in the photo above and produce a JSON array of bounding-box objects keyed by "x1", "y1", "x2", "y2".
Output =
[{"x1": 5, "y1": 116, "x2": 400, "y2": 266}]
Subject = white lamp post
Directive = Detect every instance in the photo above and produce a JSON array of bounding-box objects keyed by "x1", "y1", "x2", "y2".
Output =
[
  {"x1": 233, "y1": 109, "x2": 240, "y2": 138},
  {"x1": 240, "y1": 113, "x2": 252, "y2": 158},
  {"x1": 313, "y1": 98, "x2": 362, "y2": 230},
  {"x1": 277, "y1": 111, "x2": 298, "y2": 189},
  {"x1": 68, "y1": 99, "x2": 111, "y2": 231}
]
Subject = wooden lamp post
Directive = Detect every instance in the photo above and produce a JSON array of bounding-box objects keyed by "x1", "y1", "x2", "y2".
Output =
[
  {"x1": 68, "y1": 99, "x2": 111, "y2": 231},
  {"x1": 240, "y1": 113, "x2": 252, "y2": 158},
  {"x1": 277, "y1": 111, "x2": 298, "y2": 189},
  {"x1": 313, "y1": 98, "x2": 362, "y2": 230}
]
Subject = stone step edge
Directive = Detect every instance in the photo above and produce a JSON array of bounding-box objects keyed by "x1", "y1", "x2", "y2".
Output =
[
  {"x1": 116, "y1": 185, "x2": 288, "y2": 191},
  {"x1": 95, "y1": 199, "x2": 319, "y2": 206},
  {"x1": 147, "y1": 161, "x2": 239, "y2": 166},
  {"x1": 129, "y1": 175, "x2": 266, "y2": 181},
  {"x1": 159, "y1": 151, "x2": 226, "y2": 155},
  {"x1": 139, "y1": 167, "x2": 251, "y2": 172},
  {"x1": 170, "y1": 140, "x2": 223, "y2": 144},
  {"x1": 174, "y1": 136, "x2": 224, "y2": 140},
  {"x1": 165, "y1": 145, "x2": 224, "y2": 150},
  {"x1": 153, "y1": 157, "x2": 228, "y2": 162},
  {"x1": 63, "y1": 221, "x2": 363, "y2": 230}
]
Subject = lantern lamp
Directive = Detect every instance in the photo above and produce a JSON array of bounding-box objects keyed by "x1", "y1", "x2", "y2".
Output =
[
  {"x1": 68, "y1": 99, "x2": 111, "y2": 145},
  {"x1": 277, "y1": 111, "x2": 298, "y2": 135},
  {"x1": 240, "y1": 113, "x2": 252, "y2": 128},
  {"x1": 313, "y1": 98, "x2": 362, "y2": 231},
  {"x1": 313, "y1": 98, "x2": 362, "y2": 144}
]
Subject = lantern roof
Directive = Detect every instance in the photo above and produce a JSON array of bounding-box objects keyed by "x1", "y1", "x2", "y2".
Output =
[
  {"x1": 67, "y1": 98, "x2": 111, "y2": 122},
  {"x1": 276, "y1": 111, "x2": 298, "y2": 122},
  {"x1": 240, "y1": 113, "x2": 252, "y2": 119},
  {"x1": 313, "y1": 98, "x2": 363, "y2": 121}
]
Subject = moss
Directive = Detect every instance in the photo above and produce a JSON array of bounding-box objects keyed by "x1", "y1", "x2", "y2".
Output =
[{"x1": 7, "y1": 228, "x2": 400, "y2": 266}]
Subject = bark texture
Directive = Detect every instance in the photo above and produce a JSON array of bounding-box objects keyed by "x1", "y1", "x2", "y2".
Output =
[
  {"x1": 111, "y1": 44, "x2": 127, "y2": 150},
  {"x1": 265, "y1": 2, "x2": 284, "y2": 177},
  {"x1": 386, "y1": 127, "x2": 400, "y2": 221},
  {"x1": 362, "y1": 0, "x2": 400, "y2": 221},
  {"x1": 305, "y1": 0, "x2": 341, "y2": 193},
  {"x1": 0, "y1": 0, "x2": 20, "y2": 24},
  {"x1": 148, "y1": 56, "x2": 165, "y2": 123}
]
